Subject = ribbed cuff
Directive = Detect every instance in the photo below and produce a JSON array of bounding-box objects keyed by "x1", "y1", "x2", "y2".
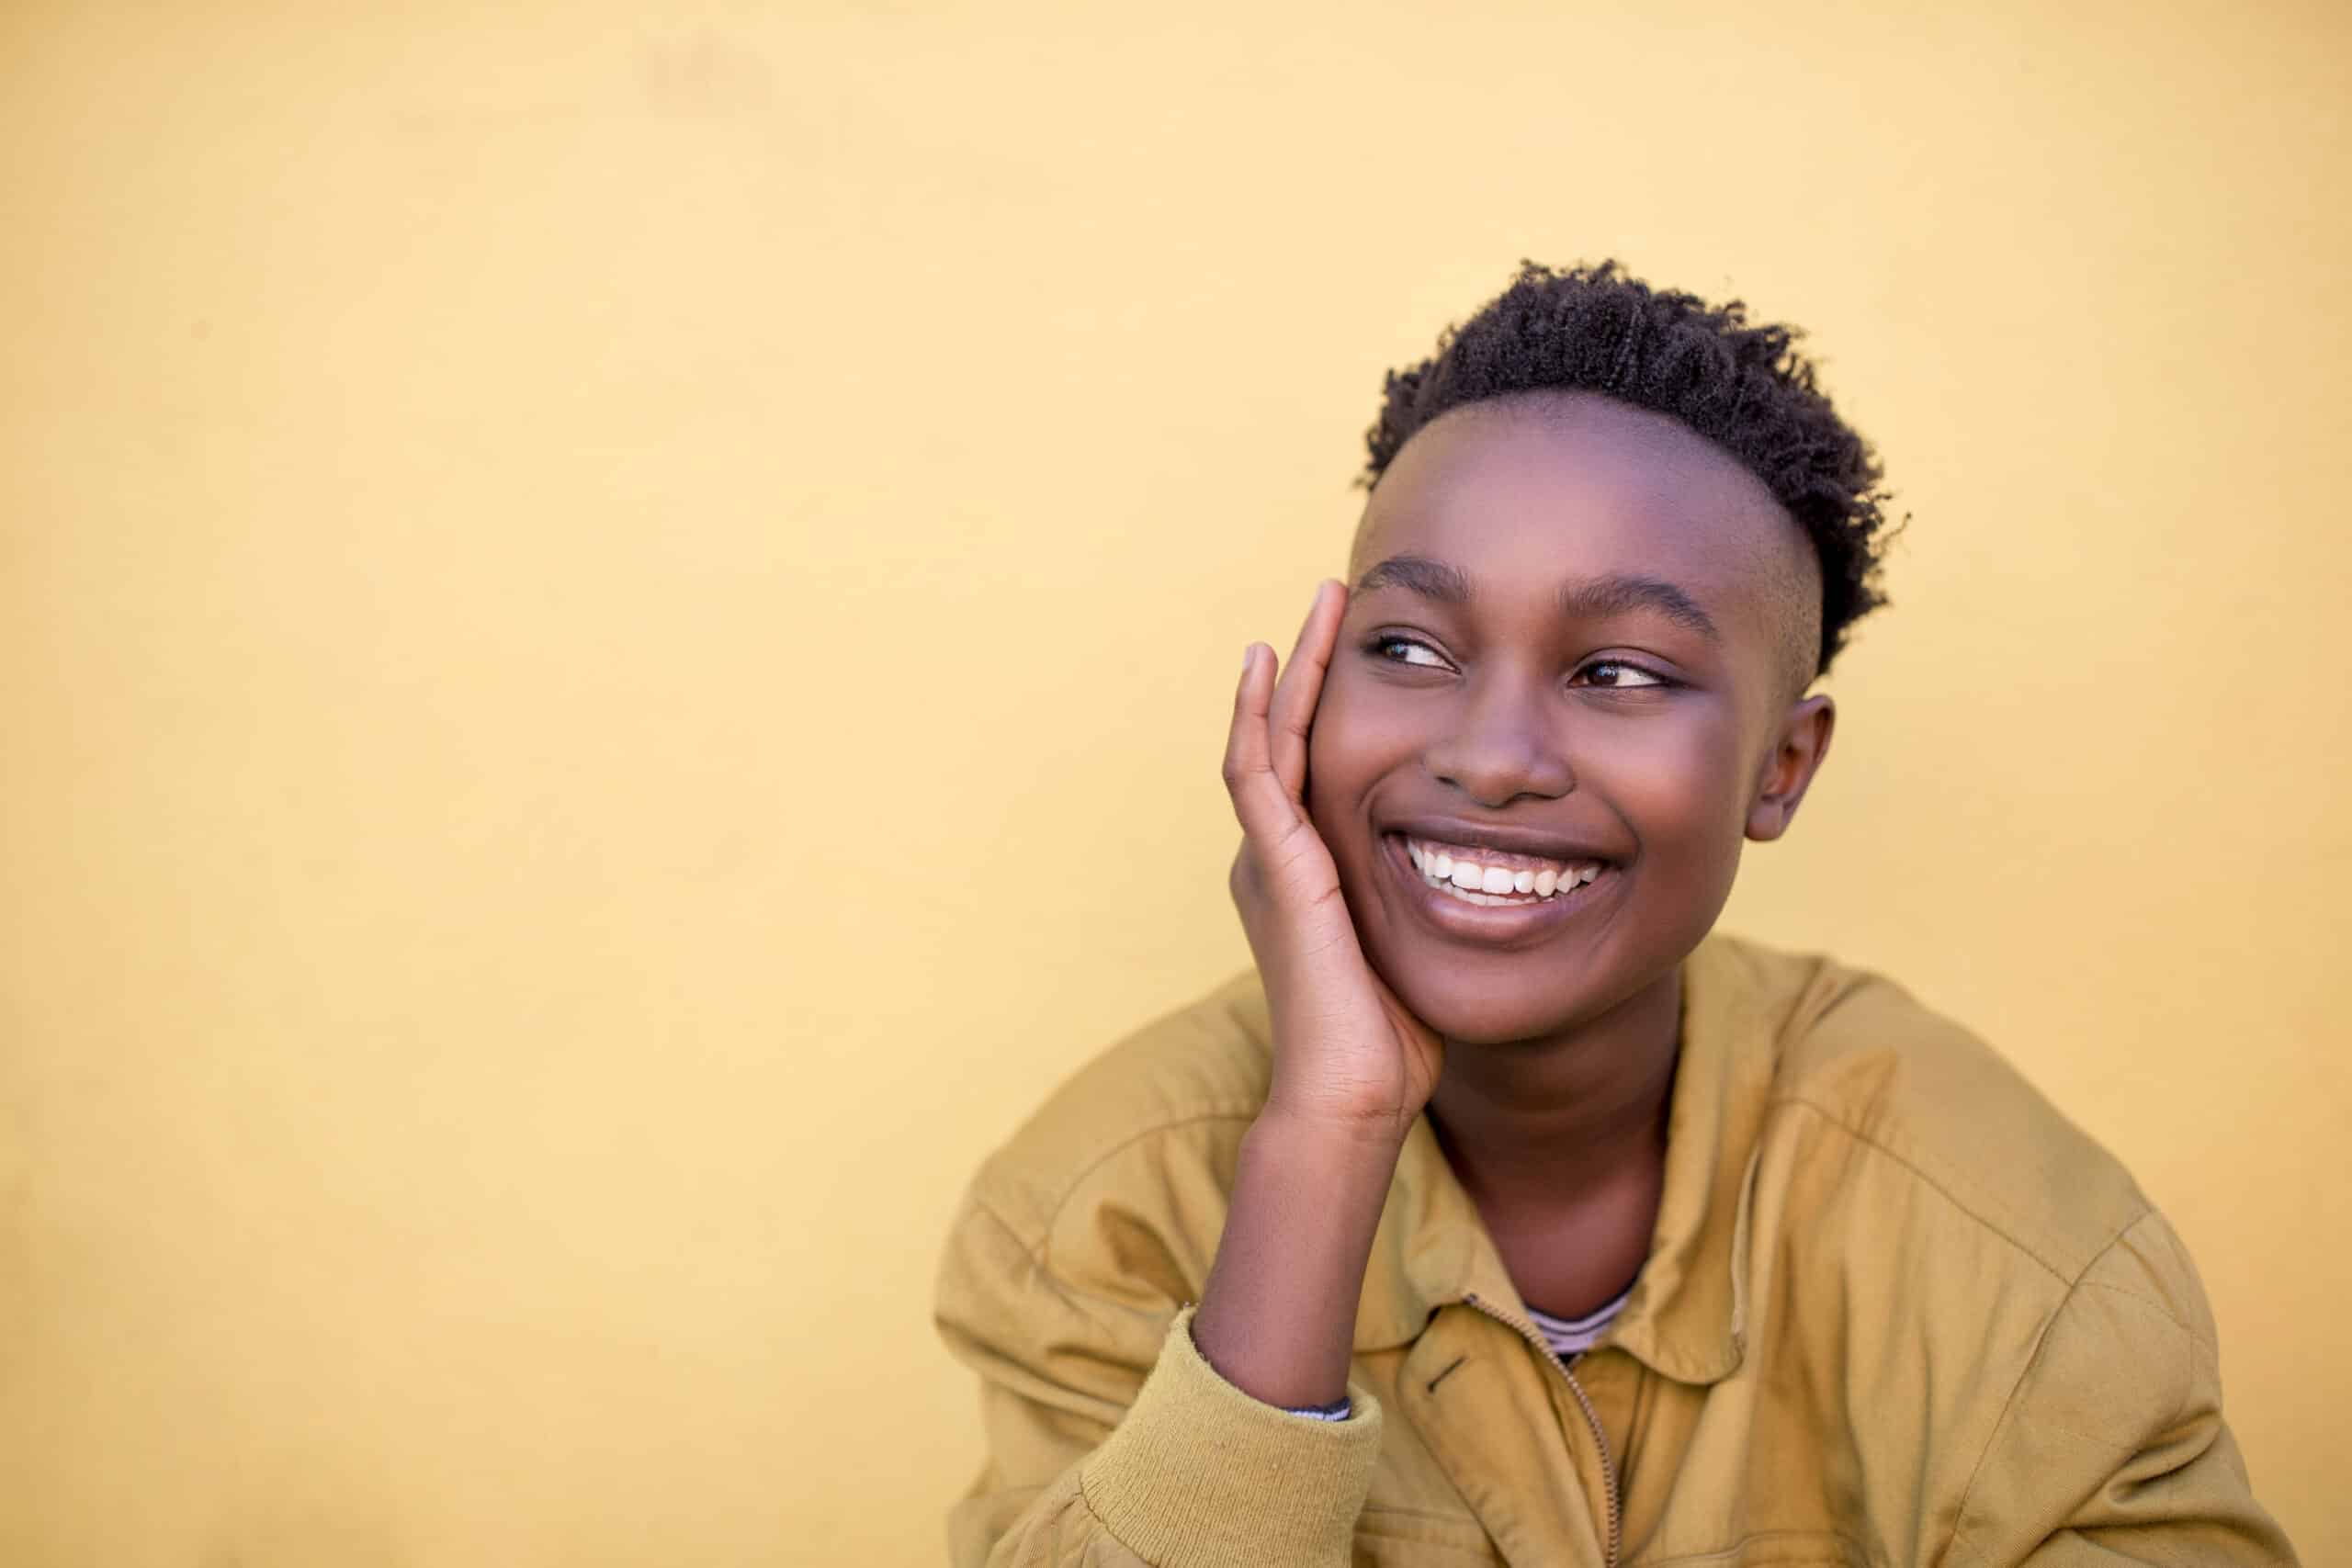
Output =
[{"x1": 1078, "y1": 1305, "x2": 1384, "y2": 1568}]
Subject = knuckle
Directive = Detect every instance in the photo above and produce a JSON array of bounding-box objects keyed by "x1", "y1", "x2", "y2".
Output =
[
  {"x1": 1268, "y1": 856, "x2": 1337, "y2": 909},
  {"x1": 1295, "y1": 879, "x2": 1349, "y2": 919}
]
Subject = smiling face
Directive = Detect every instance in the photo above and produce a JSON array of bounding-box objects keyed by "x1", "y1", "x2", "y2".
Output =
[{"x1": 1307, "y1": 389, "x2": 1835, "y2": 1046}]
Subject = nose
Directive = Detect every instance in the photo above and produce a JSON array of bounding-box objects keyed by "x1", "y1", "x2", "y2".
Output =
[{"x1": 1423, "y1": 670, "x2": 1576, "y2": 808}]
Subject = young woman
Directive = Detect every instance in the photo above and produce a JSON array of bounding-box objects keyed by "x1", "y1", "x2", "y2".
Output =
[{"x1": 934, "y1": 262, "x2": 2295, "y2": 1567}]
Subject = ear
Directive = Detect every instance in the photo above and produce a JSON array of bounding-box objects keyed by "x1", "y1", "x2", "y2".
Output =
[{"x1": 1746, "y1": 694, "x2": 1835, "y2": 842}]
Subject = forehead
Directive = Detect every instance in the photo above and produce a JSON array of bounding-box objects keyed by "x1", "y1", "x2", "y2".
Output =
[{"x1": 1351, "y1": 391, "x2": 1810, "y2": 626}]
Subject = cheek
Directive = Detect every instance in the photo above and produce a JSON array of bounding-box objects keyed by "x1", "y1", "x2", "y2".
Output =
[
  {"x1": 1304, "y1": 671, "x2": 1424, "y2": 856},
  {"x1": 1595, "y1": 711, "x2": 1755, "y2": 857}
]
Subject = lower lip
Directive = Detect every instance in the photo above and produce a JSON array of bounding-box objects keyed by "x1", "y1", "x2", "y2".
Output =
[{"x1": 1381, "y1": 835, "x2": 1612, "y2": 943}]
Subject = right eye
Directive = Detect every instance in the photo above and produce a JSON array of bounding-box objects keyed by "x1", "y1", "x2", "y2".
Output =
[{"x1": 1370, "y1": 635, "x2": 1450, "y2": 670}]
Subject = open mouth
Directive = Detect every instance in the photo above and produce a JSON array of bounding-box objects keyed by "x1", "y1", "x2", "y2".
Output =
[
  {"x1": 1384, "y1": 833, "x2": 1614, "y2": 919},
  {"x1": 1374, "y1": 831, "x2": 1618, "y2": 944},
  {"x1": 1404, "y1": 834, "x2": 1604, "y2": 905}
]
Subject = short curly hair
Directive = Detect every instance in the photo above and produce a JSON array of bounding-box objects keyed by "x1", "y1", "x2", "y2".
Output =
[{"x1": 1361, "y1": 260, "x2": 1896, "y2": 677}]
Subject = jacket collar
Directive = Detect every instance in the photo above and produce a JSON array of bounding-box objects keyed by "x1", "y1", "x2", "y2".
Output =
[{"x1": 1351, "y1": 935, "x2": 1774, "y2": 1385}]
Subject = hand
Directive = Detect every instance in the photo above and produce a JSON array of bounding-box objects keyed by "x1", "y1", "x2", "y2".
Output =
[{"x1": 1224, "y1": 580, "x2": 1444, "y2": 1145}]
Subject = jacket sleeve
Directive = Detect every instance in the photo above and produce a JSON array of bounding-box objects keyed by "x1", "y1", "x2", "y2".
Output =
[
  {"x1": 1944, "y1": 1210, "x2": 2299, "y2": 1567},
  {"x1": 933, "y1": 1187, "x2": 1385, "y2": 1568}
]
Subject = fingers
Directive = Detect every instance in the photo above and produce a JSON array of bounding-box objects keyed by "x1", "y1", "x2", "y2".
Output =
[
  {"x1": 1266, "y1": 581, "x2": 1346, "y2": 794},
  {"x1": 1223, "y1": 641, "x2": 1296, "y2": 842}
]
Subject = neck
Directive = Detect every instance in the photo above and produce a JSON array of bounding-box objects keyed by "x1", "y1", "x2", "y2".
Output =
[{"x1": 1425, "y1": 964, "x2": 1681, "y2": 1218}]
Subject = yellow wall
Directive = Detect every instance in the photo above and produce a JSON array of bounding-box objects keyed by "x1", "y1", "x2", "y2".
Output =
[{"x1": 4, "y1": 2, "x2": 2345, "y2": 1562}]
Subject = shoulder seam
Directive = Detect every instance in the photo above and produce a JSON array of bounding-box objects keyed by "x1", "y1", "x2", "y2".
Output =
[
  {"x1": 1934, "y1": 1215, "x2": 2198, "y2": 1566},
  {"x1": 1770, "y1": 1093, "x2": 2150, "y2": 1286},
  {"x1": 2078, "y1": 1210, "x2": 2213, "y2": 1348},
  {"x1": 2074, "y1": 1280, "x2": 2210, "y2": 1348},
  {"x1": 953, "y1": 1188, "x2": 1183, "y2": 1327},
  {"x1": 978, "y1": 1106, "x2": 1261, "y2": 1265}
]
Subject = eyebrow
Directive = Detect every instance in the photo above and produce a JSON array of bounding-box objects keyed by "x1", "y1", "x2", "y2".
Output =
[
  {"x1": 1557, "y1": 571, "x2": 1721, "y2": 642},
  {"x1": 1352, "y1": 553, "x2": 1473, "y2": 604},
  {"x1": 1351, "y1": 552, "x2": 1721, "y2": 642}
]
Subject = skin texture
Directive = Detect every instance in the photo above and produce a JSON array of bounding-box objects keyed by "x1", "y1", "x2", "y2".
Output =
[
  {"x1": 1319, "y1": 387, "x2": 1829, "y2": 1047},
  {"x1": 1193, "y1": 389, "x2": 1838, "y2": 1404}
]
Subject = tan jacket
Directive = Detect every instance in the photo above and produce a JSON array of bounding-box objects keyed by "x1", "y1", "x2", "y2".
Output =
[{"x1": 934, "y1": 933, "x2": 2294, "y2": 1567}]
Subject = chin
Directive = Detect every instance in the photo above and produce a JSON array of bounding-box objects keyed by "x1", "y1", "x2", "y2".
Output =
[
  {"x1": 1368, "y1": 908, "x2": 1705, "y2": 1047},
  {"x1": 1379, "y1": 958, "x2": 1607, "y2": 1047}
]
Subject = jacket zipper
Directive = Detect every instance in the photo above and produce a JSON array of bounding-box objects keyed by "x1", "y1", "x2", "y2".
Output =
[{"x1": 1463, "y1": 1292, "x2": 1622, "y2": 1568}]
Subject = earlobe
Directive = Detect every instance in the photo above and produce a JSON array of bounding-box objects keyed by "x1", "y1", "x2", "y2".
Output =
[{"x1": 1745, "y1": 694, "x2": 1836, "y2": 842}]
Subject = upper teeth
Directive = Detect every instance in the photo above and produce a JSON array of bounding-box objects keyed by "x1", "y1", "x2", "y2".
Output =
[{"x1": 1404, "y1": 837, "x2": 1602, "y2": 901}]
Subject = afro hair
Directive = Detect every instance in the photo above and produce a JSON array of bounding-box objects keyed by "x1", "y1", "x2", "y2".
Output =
[{"x1": 1362, "y1": 261, "x2": 1897, "y2": 676}]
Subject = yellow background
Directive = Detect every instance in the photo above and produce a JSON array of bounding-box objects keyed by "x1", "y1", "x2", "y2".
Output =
[{"x1": 4, "y1": 2, "x2": 2345, "y2": 1562}]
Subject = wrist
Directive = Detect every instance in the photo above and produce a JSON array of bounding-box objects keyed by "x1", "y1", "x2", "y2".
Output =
[
  {"x1": 1193, "y1": 1114, "x2": 1403, "y2": 1410},
  {"x1": 1253, "y1": 1100, "x2": 1419, "y2": 1162}
]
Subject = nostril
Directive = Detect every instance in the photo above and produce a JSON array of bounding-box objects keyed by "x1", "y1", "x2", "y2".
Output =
[{"x1": 1424, "y1": 741, "x2": 1575, "y2": 807}]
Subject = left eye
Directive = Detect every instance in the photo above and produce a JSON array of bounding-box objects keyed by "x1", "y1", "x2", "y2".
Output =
[
  {"x1": 1374, "y1": 637, "x2": 1450, "y2": 669},
  {"x1": 1578, "y1": 660, "x2": 1667, "y2": 688}
]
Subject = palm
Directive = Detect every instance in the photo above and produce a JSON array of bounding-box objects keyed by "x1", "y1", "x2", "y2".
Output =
[{"x1": 1225, "y1": 582, "x2": 1444, "y2": 1139}]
